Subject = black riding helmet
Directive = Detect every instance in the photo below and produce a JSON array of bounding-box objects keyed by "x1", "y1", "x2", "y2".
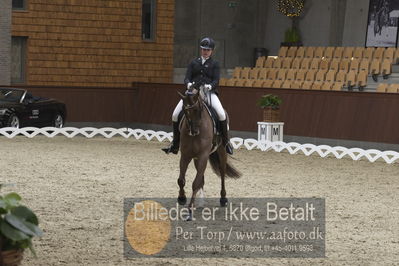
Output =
[{"x1": 200, "y1": 37, "x2": 215, "y2": 50}]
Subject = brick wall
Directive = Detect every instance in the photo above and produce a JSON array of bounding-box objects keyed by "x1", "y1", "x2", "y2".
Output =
[
  {"x1": 0, "y1": 1, "x2": 12, "y2": 85},
  {"x1": 12, "y1": 0, "x2": 174, "y2": 86}
]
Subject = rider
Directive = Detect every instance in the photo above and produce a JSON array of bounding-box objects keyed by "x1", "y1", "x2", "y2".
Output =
[{"x1": 162, "y1": 37, "x2": 233, "y2": 155}]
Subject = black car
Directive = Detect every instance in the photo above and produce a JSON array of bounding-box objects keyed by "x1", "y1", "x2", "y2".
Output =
[{"x1": 0, "y1": 88, "x2": 66, "y2": 128}]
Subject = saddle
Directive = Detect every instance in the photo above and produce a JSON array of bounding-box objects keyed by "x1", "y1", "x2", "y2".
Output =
[
  {"x1": 178, "y1": 102, "x2": 221, "y2": 135},
  {"x1": 178, "y1": 100, "x2": 222, "y2": 152}
]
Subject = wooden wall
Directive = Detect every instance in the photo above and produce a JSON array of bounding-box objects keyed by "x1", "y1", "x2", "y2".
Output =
[
  {"x1": 11, "y1": 0, "x2": 174, "y2": 86},
  {"x1": 14, "y1": 83, "x2": 399, "y2": 145}
]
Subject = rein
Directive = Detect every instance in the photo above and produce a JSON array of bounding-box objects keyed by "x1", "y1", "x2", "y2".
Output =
[{"x1": 182, "y1": 93, "x2": 203, "y2": 136}]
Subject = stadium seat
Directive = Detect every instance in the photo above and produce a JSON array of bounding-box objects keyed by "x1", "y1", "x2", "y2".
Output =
[
  {"x1": 286, "y1": 69, "x2": 297, "y2": 81},
  {"x1": 291, "y1": 58, "x2": 303, "y2": 69},
  {"x1": 240, "y1": 67, "x2": 251, "y2": 79},
  {"x1": 333, "y1": 47, "x2": 344, "y2": 59},
  {"x1": 339, "y1": 59, "x2": 350, "y2": 72},
  {"x1": 394, "y1": 48, "x2": 399, "y2": 64},
  {"x1": 349, "y1": 58, "x2": 360, "y2": 72},
  {"x1": 253, "y1": 80, "x2": 265, "y2": 88},
  {"x1": 295, "y1": 69, "x2": 307, "y2": 82},
  {"x1": 281, "y1": 80, "x2": 292, "y2": 89},
  {"x1": 305, "y1": 69, "x2": 316, "y2": 82},
  {"x1": 376, "y1": 83, "x2": 388, "y2": 93},
  {"x1": 373, "y1": 47, "x2": 384, "y2": 60},
  {"x1": 258, "y1": 68, "x2": 268, "y2": 79},
  {"x1": 235, "y1": 79, "x2": 246, "y2": 87},
  {"x1": 273, "y1": 57, "x2": 283, "y2": 68},
  {"x1": 266, "y1": 68, "x2": 278, "y2": 80},
  {"x1": 300, "y1": 58, "x2": 311, "y2": 69},
  {"x1": 335, "y1": 70, "x2": 347, "y2": 84},
  {"x1": 301, "y1": 81, "x2": 313, "y2": 90},
  {"x1": 324, "y1": 47, "x2": 335, "y2": 59},
  {"x1": 346, "y1": 71, "x2": 356, "y2": 89},
  {"x1": 309, "y1": 58, "x2": 321, "y2": 70},
  {"x1": 219, "y1": 78, "x2": 228, "y2": 86},
  {"x1": 386, "y1": 84, "x2": 399, "y2": 93},
  {"x1": 282, "y1": 57, "x2": 293, "y2": 69},
  {"x1": 296, "y1": 47, "x2": 305, "y2": 58},
  {"x1": 226, "y1": 79, "x2": 237, "y2": 86},
  {"x1": 329, "y1": 59, "x2": 340, "y2": 72},
  {"x1": 311, "y1": 82, "x2": 322, "y2": 90},
  {"x1": 264, "y1": 57, "x2": 275, "y2": 68},
  {"x1": 370, "y1": 59, "x2": 381, "y2": 81},
  {"x1": 291, "y1": 80, "x2": 303, "y2": 89},
  {"x1": 276, "y1": 69, "x2": 287, "y2": 80},
  {"x1": 343, "y1": 47, "x2": 354, "y2": 59},
  {"x1": 363, "y1": 47, "x2": 374, "y2": 60},
  {"x1": 359, "y1": 59, "x2": 370, "y2": 73},
  {"x1": 331, "y1": 82, "x2": 344, "y2": 91},
  {"x1": 244, "y1": 80, "x2": 255, "y2": 87},
  {"x1": 325, "y1": 70, "x2": 337, "y2": 82},
  {"x1": 321, "y1": 82, "x2": 333, "y2": 90},
  {"x1": 263, "y1": 79, "x2": 274, "y2": 88},
  {"x1": 319, "y1": 58, "x2": 330, "y2": 70},
  {"x1": 249, "y1": 68, "x2": 260, "y2": 79},
  {"x1": 384, "y1": 47, "x2": 395, "y2": 63},
  {"x1": 356, "y1": 71, "x2": 367, "y2": 90},
  {"x1": 353, "y1": 47, "x2": 364, "y2": 59},
  {"x1": 278, "y1": 46, "x2": 288, "y2": 57},
  {"x1": 381, "y1": 59, "x2": 392, "y2": 79},
  {"x1": 304, "y1": 47, "x2": 315, "y2": 58},
  {"x1": 272, "y1": 80, "x2": 283, "y2": 88},
  {"x1": 255, "y1": 56, "x2": 266, "y2": 68},
  {"x1": 287, "y1": 46, "x2": 298, "y2": 58},
  {"x1": 232, "y1": 67, "x2": 242, "y2": 79},
  {"x1": 314, "y1": 47, "x2": 325, "y2": 58},
  {"x1": 315, "y1": 69, "x2": 327, "y2": 82}
]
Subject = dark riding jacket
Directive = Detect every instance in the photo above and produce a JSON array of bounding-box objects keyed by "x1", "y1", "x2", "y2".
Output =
[{"x1": 184, "y1": 57, "x2": 220, "y2": 94}]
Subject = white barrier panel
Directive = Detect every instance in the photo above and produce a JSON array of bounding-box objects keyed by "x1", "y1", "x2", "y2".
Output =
[{"x1": 0, "y1": 127, "x2": 398, "y2": 164}]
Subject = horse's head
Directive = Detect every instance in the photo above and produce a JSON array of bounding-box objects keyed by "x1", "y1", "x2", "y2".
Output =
[{"x1": 178, "y1": 89, "x2": 202, "y2": 136}]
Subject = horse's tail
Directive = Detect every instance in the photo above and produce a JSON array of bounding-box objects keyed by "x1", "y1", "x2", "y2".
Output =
[{"x1": 209, "y1": 152, "x2": 241, "y2": 179}]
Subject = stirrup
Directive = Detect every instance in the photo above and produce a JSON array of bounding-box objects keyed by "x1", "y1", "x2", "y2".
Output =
[{"x1": 161, "y1": 143, "x2": 179, "y2": 154}]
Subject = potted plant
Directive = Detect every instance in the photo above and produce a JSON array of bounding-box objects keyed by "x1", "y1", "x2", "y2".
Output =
[
  {"x1": 0, "y1": 184, "x2": 43, "y2": 265},
  {"x1": 257, "y1": 94, "x2": 282, "y2": 122},
  {"x1": 278, "y1": 0, "x2": 305, "y2": 47}
]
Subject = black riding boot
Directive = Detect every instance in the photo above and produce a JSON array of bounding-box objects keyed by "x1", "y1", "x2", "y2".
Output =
[
  {"x1": 220, "y1": 120, "x2": 233, "y2": 155},
  {"x1": 162, "y1": 122, "x2": 180, "y2": 154}
]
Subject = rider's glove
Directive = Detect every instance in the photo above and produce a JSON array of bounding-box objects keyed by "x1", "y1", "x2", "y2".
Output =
[
  {"x1": 187, "y1": 82, "x2": 193, "y2": 89},
  {"x1": 204, "y1": 84, "x2": 212, "y2": 92}
]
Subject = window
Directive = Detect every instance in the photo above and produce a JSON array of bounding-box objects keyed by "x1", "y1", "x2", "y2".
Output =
[
  {"x1": 11, "y1": 36, "x2": 27, "y2": 84},
  {"x1": 12, "y1": 0, "x2": 26, "y2": 10},
  {"x1": 142, "y1": 0, "x2": 156, "y2": 40}
]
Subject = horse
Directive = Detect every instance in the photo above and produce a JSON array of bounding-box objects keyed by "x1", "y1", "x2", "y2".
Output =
[
  {"x1": 176, "y1": 85, "x2": 241, "y2": 219},
  {"x1": 374, "y1": 3, "x2": 390, "y2": 36}
]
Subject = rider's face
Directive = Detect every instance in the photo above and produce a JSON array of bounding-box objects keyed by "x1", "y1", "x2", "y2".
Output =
[{"x1": 201, "y1": 48, "x2": 213, "y2": 58}]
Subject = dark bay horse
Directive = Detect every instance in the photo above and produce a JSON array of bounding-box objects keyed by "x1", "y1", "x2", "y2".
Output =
[{"x1": 176, "y1": 87, "x2": 241, "y2": 215}]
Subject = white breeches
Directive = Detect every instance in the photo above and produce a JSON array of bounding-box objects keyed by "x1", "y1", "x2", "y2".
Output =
[{"x1": 172, "y1": 93, "x2": 227, "y2": 122}]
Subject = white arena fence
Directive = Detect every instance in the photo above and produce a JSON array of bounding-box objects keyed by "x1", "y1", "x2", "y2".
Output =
[{"x1": 0, "y1": 127, "x2": 398, "y2": 164}]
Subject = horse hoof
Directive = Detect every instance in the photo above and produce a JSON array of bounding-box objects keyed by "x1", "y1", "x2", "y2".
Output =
[
  {"x1": 178, "y1": 196, "x2": 187, "y2": 205},
  {"x1": 220, "y1": 197, "x2": 228, "y2": 207}
]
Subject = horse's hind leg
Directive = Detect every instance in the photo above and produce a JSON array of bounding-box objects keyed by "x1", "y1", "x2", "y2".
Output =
[
  {"x1": 217, "y1": 146, "x2": 228, "y2": 207},
  {"x1": 178, "y1": 156, "x2": 191, "y2": 205}
]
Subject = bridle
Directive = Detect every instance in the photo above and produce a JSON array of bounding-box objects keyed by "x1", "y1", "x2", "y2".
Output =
[{"x1": 182, "y1": 90, "x2": 203, "y2": 136}]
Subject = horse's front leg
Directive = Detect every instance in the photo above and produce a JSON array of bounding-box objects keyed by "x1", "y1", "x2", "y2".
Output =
[
  {"x1": 187, "y1": 155, "x2": 207, "y2": 219},
  {"x1": 178, "y1": 156, "x2": 191, "y2": 205}
]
